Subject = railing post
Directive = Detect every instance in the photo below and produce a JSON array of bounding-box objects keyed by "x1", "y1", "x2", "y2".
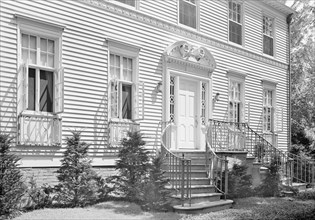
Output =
[
  {"x1": 289, "y1": 158, "x2": 294, "y2": 186},
  {"x1": 224, "y1": 156, "x2": 228, "y2": 200},
  {"x1": 181, "y1": 154, "x2": 185, "y2": 207}
]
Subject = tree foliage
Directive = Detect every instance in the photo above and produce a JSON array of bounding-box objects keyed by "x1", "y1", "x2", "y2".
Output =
[{"x1": 289, "y1": 0, "x2": 315, "y2": 156}]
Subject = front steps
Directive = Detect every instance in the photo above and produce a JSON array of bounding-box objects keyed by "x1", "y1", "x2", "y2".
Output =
[{"x1": 167, "y1": 151, "x2": 233, "y2": 214}]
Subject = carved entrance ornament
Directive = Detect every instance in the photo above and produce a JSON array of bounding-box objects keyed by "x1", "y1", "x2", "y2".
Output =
[{"x1": 164, "y1": 41, "x2": 216, "y2": 74}]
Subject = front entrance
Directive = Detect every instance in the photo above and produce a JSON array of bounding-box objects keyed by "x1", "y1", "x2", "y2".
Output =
[{"x1": 178, "y1": 79, "x2": 198, "y2": 149}]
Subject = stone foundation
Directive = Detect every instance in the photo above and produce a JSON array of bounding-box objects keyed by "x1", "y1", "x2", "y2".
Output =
[{"x1": 20, "y1": 166, "x2": 118, "y2": 187}]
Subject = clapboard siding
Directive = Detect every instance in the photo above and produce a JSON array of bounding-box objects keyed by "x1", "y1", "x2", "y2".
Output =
[{"x1": 0, "y1": 0, "x2": 290, "y2": 167}]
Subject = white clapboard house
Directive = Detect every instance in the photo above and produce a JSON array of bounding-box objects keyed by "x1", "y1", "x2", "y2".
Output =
[{"x1": 1, "y1": 0, "x2": 313, "y2": 213}]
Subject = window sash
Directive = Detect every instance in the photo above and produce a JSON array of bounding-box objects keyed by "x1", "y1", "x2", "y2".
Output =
[
  {"x1": 179, "y1": 0, "x2": 197, "y2": 29},
  {"x1": 115, "y1": 0, "x2": 135, "y2": 7},
  {"x1": 263, "y1": 90, "x2": 274, "y2": 132}
]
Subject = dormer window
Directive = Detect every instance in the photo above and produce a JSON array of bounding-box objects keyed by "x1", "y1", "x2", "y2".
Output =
[
  {"x1": 263, "y1": 15, "x2": 274, "y2": 56},
  {"x1": 179, "y1": 0, "x2": 197, "y2": 29}
]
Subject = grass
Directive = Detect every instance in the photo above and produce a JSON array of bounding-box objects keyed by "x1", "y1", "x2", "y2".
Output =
[{"x1": 12, "y1": 196, "x2": 315, "y2": 220}]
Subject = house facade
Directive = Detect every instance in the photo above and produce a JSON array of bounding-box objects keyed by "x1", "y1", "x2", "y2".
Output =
[{"x1": 0, "y1": 0, "x2": 294, "y2": 181}]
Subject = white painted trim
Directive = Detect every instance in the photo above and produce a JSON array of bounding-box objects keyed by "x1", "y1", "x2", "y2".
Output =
[{"x1": 177, "y1": 0, "x2": 200, "y2": 31}]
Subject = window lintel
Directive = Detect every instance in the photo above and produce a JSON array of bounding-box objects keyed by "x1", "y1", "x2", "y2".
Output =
[
  {"x1": 261, "y1": 79, "x2": 277, "y2": 89},
  {"x1": 107, "y1": 37, "x2": 141, "y2": 57},
  {"x1": 226, "y1": 69, "x2": 247, "y2": 80}
]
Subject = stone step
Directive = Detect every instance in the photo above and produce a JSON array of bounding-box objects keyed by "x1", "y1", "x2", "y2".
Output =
[
  {"x1": 170, "y1": 177, "x2": 210, "y2": 185},
  {"x1": 167, "y1": 185, "x2": 216, "y2": 194},
  {"x1": 167, "y1": 164, "x2": 207, "y2": 170},
  {"x1": 173, "y1": 200, "x2": 234, "y2": 214},
  {"x1": 172, "y1": 192, "x2": 222, "y2": 204},
  {"x1": 166, "y1": 170, "x2": 207, "y2": 178}
]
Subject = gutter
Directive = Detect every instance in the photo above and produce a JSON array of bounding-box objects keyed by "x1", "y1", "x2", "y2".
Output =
[{"x1": 287, "y1": 13, "x2": 293, "y2": 151}]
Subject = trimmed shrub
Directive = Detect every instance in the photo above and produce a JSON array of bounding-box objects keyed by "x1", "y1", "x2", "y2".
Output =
[
  {"x1": 54, "y1": 132, "x2": 105, "y2": 207},
  {"x1": 0, "y1": 134, "x2": 26, "y2": 219},
  {"x1": 141, "y1": 154, "x2": 172, "y2": 211},
  {"x1": 113, "y1": 131, "x2": 150, "y2": 202},
  {"x1": 295, "y1": 189, "x2": 315, "y2": 200},
  {"x1": 255, "y1": 157, "x2": 281, "y2": 197},
  {"x1": 226, "y1": 163, "x2": 253, "y2": 199}
]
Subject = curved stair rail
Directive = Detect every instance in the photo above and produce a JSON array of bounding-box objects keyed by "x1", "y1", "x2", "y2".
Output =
[
  {"x1": 205, "y1": 122, "x2": 229, "y2": 198},
  {"x1": 159, "y1": 121, "x2": 192, "y2": 206},
  {"x1": 208, "y1": 119, "x2": 315, "y2": 187}
]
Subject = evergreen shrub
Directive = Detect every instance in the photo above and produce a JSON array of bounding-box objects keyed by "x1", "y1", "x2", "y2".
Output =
[
  {"x1": 54, "y1": 132, "x2": 107, "y2": 207},
  {"x1": 0, "y1": 134, "x2": 26, "y2": 219}
]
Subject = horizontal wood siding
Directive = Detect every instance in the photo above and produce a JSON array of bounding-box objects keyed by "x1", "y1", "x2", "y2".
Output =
[
  {"x1": 139, "y1": 0, "x2": 177, "y2": 24},
  {"x1": 0, "y1": 0, "x2": 290, "y2": 167}
]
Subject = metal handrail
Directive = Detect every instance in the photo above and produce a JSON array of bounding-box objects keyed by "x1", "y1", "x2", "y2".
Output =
[
  {"x1": 205, "y1": 122, "x2": 229, "y2": 198},
  {"x1": 209, "y1": 119, "x2": 315, "y2": 187},
  {"x1": 159, "y1": 121, "x2": 191, "y2": 206}
]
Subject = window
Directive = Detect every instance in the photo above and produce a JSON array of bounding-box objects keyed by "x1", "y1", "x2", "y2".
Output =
[
  {"x1": 115, "y1": 0, "x2": 136, "y2": 7},
  {"x1": 263, "y1": 89, "x2": 274, "y2": 132},
  {"x1": 228, "y1": 0, "x2": 242, "y2": 45},
  {"x1": 229, "y1": 81, "x2": 242, "y2": 123},
  {"x1": 263, "y1": 15, "x2": 274, "y2": 56},
  {"x1": 22, "y1": 34, "x2": 56, "y2": 113},
  {"x1": 109, "y1": 48, "x2": 143, "y2": 121},
  {"x1": 179, "y1": 0, "x2": 197, "y2": 29}
]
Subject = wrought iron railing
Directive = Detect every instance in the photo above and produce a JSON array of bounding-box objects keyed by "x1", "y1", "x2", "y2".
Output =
[
  {"x1": 18, "y1": 114, "x2": 62, "y2": 146},
  {"x1": 205, "y1": 123, "x2": 229, "y2": 197},
  {"x1": 209, "y1": 119, "x2": 315, "y2": 187},
  {"x1": 159, "y1": 121, "x2": 191, "y2": 206}
]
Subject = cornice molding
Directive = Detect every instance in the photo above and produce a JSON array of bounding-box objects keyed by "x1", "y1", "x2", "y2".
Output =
[{"x1": 79, "y1": 0, "x2": 288, "y2": 70}]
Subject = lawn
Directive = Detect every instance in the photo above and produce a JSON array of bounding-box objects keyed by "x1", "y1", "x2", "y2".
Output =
[{"x1": 13, "y1": 197, "x2": 315, "y2": 220}]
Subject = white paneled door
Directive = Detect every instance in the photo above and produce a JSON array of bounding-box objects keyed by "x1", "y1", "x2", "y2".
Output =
[{"x1": 178, "y1": 79, "x2": 197, "y2": 149}]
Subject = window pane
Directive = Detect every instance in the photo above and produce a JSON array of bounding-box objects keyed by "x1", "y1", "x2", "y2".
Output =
[
  {"x1": 40, "y1": 38, "x2": 47, "y2": 52},
  {"x1": 41, "y1": 52, "x2": 47, "y2": 66},
  {"x1": 22, "y1": 49, "x2": 28, "y2": 63},
  {"x1": 22, "y1": 34, "x2": 28, "y2": 48},
  {"x1": 121, "y1": 84, "x2": 132, "y2": 119},
  {"x1": 40, "y1": 70, "x2": 54, "y2": 112},
  {"x1": 30, "y1": 51, "x2": 36, "y2": 64},
  {"x1": 263, "y1": 35, "x2": 273, "y2": 56},
  {"x1": 28, "y1": 68, "x2": 36, "y2": 111},
  {"x1": 48, "y1": 40, "x2": 54, "y2": 53},
  {"x1": 179, "y1": 0, "x2": 196, "y2": 29},
  {"x1": 48, "y1": 54, "x2": 54, "y2": 67},
  {"x1": 30, "y1": 36, "x2": 36, "y2": 49},
  {"x1": 229, "y1": 21, "x2": 242, "y2": 45}
]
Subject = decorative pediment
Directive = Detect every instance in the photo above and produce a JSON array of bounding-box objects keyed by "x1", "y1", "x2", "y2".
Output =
[{"x1": 164, "y1": 41, "x2": 216, "y2": 73}]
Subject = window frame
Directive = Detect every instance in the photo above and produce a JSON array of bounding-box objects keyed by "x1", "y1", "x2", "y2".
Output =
[
  {"x1": 112, "y1": 0, "x2": 139, "y2": 9},
  {"x1": 107, "y1": 39, "x2": 142, "y2": 122},
  {"x1": 226, "y1": 70, "x2": 246, "y2": 124},
  {"x1": 16, "y1": 14, "x2": 64, "y2": 117},
  {"x1": 227, "y1": 0, "x2": 244, "y2": 46},
  {"x1": 261, "y1": 79, "x2": 277, "y2": 133},
  {"x1": 178, "y1": 0, "x2": 200, "y2": 31},
  {"x1": 262, "y1": 14, "x2": 275, "y2": 57}
]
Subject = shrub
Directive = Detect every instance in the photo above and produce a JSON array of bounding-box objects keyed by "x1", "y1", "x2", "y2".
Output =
[
  {"x1": 141, "y1": 154, "x2": 172, "y2": 211},
  {"x1": 226, "y1": 163, "x2": 253, "y2": 199},
  {"x1": 254, "y1": 142, "x2": 265, "y2": 162},
  {"x1": 25, "y1": 177, "x2": 55, "y2": 210},
  {"x1": 54, "y1": 132, "x2": 104, "y2": 207},
  {"x1": 0, "y1": 134, "x2": 26, "y2": 219},
  {"x1": 295, "y1": 189, "x2": 315, "y2": 200},
  {"x1": 255, "y1": 157, "x2": 281, "y2": 197},
  {"x1": 113, "y1": 131, "x2": 150, "y2": 202}
]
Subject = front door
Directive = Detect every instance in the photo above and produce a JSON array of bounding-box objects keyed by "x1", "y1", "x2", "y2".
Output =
[{"x1": 178, "y1": 79, "x2": 198, "y2": 149}]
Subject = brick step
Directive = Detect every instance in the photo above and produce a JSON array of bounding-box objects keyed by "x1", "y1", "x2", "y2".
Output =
[
  {"x1": 173, "y1": 200, "x2": 234, "y2": 214},
  {"x1": 172, "y1": 192, "x2": 222, "y2": 204}
]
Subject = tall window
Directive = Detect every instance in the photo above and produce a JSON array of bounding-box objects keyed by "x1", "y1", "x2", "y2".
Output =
[
  {"x1": 263, "y1": 89, "x2": 274, "y2": 132},
  {"x1": 179, "y1": 0, "x2": 197, "y2": 29},
  {"x1": 263, "y1": 15, "x2": 274, "y2": 56},
  {"x1": 228, "y1": 0, "x2": 242, "y2": 45},
  {"x1": 20, "y1": 33, "x2": 62, "y2": 113},
  {"x1": 229, "y1": 81, "x2": 242, "y2": 123},
  {"x1": 115, "y1": 0, "x2": 135, "y2": 7}
]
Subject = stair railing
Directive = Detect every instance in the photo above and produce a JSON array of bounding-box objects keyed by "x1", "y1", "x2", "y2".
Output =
[
  {"x1": 159, "y1": 121, "x2": 192, "y2": 206},
  {"x1": 205, "y1": 122, "x2": 229, "y2": 198},
  {"x1": 208, "y1": 119, "x2": 315, "y2": 187}
]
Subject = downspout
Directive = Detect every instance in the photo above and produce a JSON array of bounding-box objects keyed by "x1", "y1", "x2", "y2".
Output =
[{"x1": 287, "y1": 13, "x2": 293, "y2": 151}]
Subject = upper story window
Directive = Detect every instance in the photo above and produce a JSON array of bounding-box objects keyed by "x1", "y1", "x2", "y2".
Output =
[
  {"x1": 263, "y1": 15, "x2": 274, "y2": 56},
  {"x1": 108, "y1": 39, "x2": 143, "y2": 121},
  {"x1": 179, "y1": 0, "x2": 197, "y2": 29},
  {"x1": 115, "y1": 0, "x2": 136, "y2": 7},
  {"x1": 228, "y1": 0, "x2": 243, "y2": 45}
]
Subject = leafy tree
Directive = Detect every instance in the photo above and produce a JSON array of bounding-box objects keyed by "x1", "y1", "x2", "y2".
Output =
[
  {"x1": 289, "y1": 0, "x2": 315, "y2": 157},
  {"x1": 0, "y1": 134, "x2": 26, "y2": 218},
  {"x1": 55, "y1": 132, "x2": 101, "y2": 207}
]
